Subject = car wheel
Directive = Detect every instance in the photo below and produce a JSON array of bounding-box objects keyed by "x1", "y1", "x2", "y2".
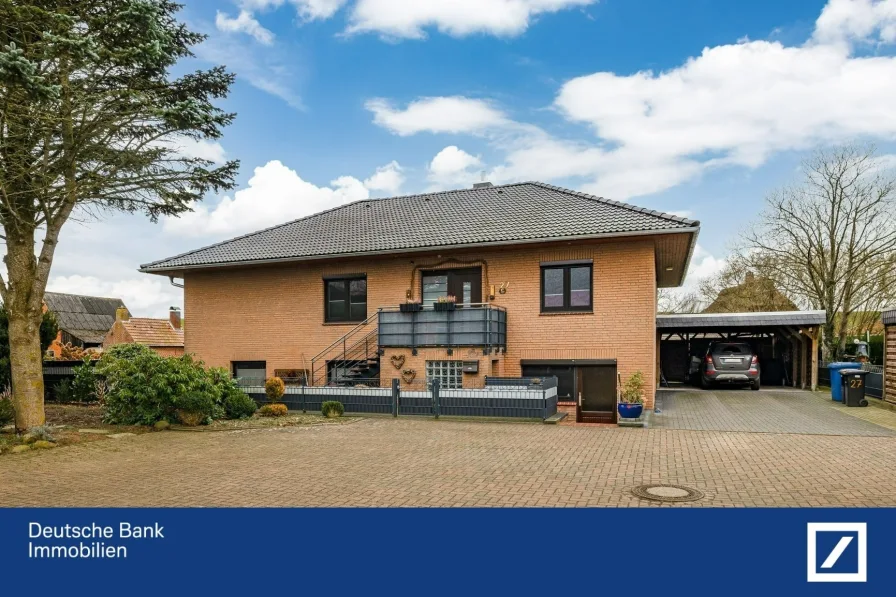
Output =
[
  {"x1": 750, "y1": 380, "x2": 760, "y2": 391},
  {"x1": 701, "y1": 376, "x2": 711, "y2": 390}
]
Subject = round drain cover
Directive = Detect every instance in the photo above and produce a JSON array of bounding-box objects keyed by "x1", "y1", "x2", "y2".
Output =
[{"x1": 631, "y1": 484, "x2": 704, "y2": 503}]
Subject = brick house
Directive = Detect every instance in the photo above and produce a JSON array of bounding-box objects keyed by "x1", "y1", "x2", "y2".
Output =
[
  {"x1": 140, "y1": 182, "x2": 699, "y2": 422},
  {"x1": 102, "y1": 307, "x2": 185, "y2": 357},
  {"x1": 43, "y1": 292, "x2": 129, "y2": 357}
]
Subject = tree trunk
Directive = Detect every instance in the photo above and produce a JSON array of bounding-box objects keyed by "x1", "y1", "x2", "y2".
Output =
[
  {"x1": 4, "y1": 229, "x2": 48, "y2": 432},
  {"x1": 8, "y1": 310, "x2": 45, "y2": 430}
]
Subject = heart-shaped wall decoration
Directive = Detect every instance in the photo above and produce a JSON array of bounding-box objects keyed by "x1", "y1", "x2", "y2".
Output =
[
  {"x1": 390, "y1": 354, "x2": 406, "y2": 370},
  {"x1": 401, "y1": 369, "x2": 416, "y2": 384}
]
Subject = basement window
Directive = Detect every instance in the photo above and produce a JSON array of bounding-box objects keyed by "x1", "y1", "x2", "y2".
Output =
[{"x1": 425, "y1": 361, "x2": 463, "y2": 390}]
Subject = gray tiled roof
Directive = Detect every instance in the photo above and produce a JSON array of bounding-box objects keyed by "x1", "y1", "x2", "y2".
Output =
[
  {"x1": 43, "y1": 292, "x2": 128, "y2": 343},
  {"x1": 883, "y1": 307, "x2": 896, "y2": 326},
  {"x1": 141, "y1": 182, "x2": 699, "y2": 272},
  {"x1": 657, "y1": 310, "x2": 826, "y2": 329}
]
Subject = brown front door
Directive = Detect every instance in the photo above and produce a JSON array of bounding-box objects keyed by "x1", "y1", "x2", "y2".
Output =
[
  {"x1": 577, "y1": 364, "x2": 617, "y2": 423},
  {"x1": 421, "y1": 267, "x2": 482, "y2": 306}
]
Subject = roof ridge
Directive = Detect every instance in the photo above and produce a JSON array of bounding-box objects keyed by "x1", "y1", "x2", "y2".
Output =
[
  {"x1": 44, "y1": 291, "x2": 126, "y2": 302},
  {"x1": 139, "y1": 181, "x2": 537, "y2": 270},
  {"x1": 525, "y1": 181, "x2": 700, "y2": 227}
]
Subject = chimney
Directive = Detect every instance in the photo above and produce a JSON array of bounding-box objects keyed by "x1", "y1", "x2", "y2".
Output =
[
  {"x1": 169, "y1": 307, "x2": 182, "y2": 330},
  {"x1": 116, "y1": 307, "x2": 130, "y2": 322},
  {"x1": 473, "y1": 182, "x2": 493, "y2": 189}
]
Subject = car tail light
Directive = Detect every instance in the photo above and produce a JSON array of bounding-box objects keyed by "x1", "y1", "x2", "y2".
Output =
[
  {"x1": 750, "y1": 355, "x2": 758, "y2": 369},
  {"x1": 705, "y1": 356, "x2": 715, "y2": 371}
]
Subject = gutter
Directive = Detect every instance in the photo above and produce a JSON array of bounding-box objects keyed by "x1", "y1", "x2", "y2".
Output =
[{"x1": 140, "y1": 225, "x2": 701, "y2": 277}]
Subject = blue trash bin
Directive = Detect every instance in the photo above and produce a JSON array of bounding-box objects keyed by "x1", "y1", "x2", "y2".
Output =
[{"x1": 828, "y1": 363, "x2": 856, "y2": 402}]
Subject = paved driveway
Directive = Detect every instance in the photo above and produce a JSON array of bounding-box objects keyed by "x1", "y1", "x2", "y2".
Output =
[
  {"x1": 653, "y1": 388, "x2": 896, "y2": 436},
  {"x1": 2, "y1": 412, "x2": 895, "y2": 507}
]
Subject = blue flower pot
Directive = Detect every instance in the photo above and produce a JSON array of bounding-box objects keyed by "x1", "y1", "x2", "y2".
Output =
[{"x1": 617, "y1": 403, "x2": 643, "y2": 419}]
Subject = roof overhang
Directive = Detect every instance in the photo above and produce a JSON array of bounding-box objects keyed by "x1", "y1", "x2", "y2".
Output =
[
  {"x1": 141, "y1": 226, "x2": 700, "y2": 287},
  {"x1": 657, "y1": 310, "x2": 826, "y2": 330},
  {"x1": 883, "y1": 307, "x2": 896, "y2": 326}
]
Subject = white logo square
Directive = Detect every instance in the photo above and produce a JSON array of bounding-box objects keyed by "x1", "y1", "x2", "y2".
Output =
[{"x1": 807, "y1": 522, "x2": 867, "y2": 583}]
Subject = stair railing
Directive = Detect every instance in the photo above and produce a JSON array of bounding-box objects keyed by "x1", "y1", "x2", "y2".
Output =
[{"x1": 310, "y1": 312, "x2": 379, "y2": 386}]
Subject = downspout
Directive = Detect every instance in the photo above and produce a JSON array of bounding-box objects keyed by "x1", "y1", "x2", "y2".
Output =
[{"x1": 168, "y1": 276, "x2": 184, "y2": 289}]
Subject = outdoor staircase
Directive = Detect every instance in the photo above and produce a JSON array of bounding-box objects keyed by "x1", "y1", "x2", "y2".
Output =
[{"x1": 310, "y1": 313, "x2": 381, "y2": 386}]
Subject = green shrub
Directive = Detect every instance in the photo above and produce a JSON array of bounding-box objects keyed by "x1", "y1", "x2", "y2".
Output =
[
  {"x1": 321, "y1": 401, "x2": 344, "y2": 418},
  {"x1": 264, "y1": 376, "x2": 285, "y2": 402},
  {"x1": 98, "y1": 344, "x2": 221, "y2": 425},
  {"x1": 71, "y1": 358, "x2": 99, "y2": 402},
  {"x1": 258, "y1": 403, "x2": 288, "y2": 417},
  {"x1": 221, "y1": 385, "x2": 257, "y2": 419},
  {"x1": 26, "y1": 425, "x2": 56, "y2": 443},
  {"x1": 620, "y1": 371, "x2": 645, "y2": 404},
  {"x1": 53, "y1": 379, "x2": 73, "y2": 402},
  {"x1": 0, "y1": 386, "x2": 13, "y2": 426}
]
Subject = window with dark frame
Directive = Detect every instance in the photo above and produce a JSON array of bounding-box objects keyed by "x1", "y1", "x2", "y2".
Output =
[
  {"x1": 540, "y1": 263, "x2": 592, "y2": 312},
  {"x1": 325, "y1": 276, "x2": 367, "y2": 323}
]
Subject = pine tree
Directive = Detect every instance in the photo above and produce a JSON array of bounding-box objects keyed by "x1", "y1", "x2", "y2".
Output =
[{"x1": 0, "y1": 1, "x2": 238, "y2": 429}]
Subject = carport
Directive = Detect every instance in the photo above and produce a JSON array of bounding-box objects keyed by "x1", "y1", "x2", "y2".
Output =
[{"x1": 656, "y1": 311, "x2": 825, "y2": 390}]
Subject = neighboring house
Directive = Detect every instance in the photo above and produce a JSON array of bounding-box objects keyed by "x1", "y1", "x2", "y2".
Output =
[
  {"x1": 884, "y1": 307, "x2": 896, "y2": 403},
  {"x1": 43, "y1": 291, "x2": 129, "y2": 357},
  {"x1": 103, "y1": 307, "x2": 185, "y2": 357},
  {"x1": 703, "y1": 272, "x2": 797, "y2": 313},
  {"x1": 140, "y1": 181, "x2": 700, "y2": 421}
]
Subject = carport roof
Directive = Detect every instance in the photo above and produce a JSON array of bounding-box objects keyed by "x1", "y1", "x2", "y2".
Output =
[
  {"x1": 883, "y1": 307, "x2": 896, "y2": 326},
  {"x1": 657, "y1": 310, "x2": 826, "y2": 329}
]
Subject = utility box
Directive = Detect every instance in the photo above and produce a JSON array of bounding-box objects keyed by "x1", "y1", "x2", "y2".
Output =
[{"x1": 462, "y1": 361, "x2": 479, "y2": 373}]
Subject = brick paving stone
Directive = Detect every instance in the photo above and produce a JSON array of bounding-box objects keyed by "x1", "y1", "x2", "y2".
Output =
[
  {"x1": 1, "y1": 415, "x2": 895, "y2": 507},
  {"x1": 652, "y1": 388, "x2": 896, "y2": 436}
]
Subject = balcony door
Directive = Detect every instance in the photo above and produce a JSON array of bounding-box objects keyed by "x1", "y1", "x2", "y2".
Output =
[{"x1": 421, "y1": 267, "x2": 482, "y2": 306}]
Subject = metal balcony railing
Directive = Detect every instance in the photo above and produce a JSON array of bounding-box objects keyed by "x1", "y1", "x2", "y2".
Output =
[{"x1": 377, "y1": 303, "x2": 507, "y2": 351}]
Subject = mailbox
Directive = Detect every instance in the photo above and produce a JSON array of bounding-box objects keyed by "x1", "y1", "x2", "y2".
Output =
[{"x1": 462, "y1": 361, "x2": 479, "y2": 373}]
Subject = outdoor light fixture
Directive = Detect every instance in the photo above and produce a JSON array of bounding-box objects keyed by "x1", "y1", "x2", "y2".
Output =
[{"x1": 665, "y1": 266, "x2": 674, "y2": 271}]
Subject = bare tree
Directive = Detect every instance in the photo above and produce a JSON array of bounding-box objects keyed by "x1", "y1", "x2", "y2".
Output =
[
  {"x1": 657, "y1": 288, "x2": 703, "y2": 314},
  {"x1": 741, "y1": 144, "x2": 896, "y2": 359}
]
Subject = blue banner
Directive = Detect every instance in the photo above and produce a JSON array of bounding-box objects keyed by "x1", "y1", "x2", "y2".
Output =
[{"x1": 0, "y1": 508, "x2": 891, "y2": 595}]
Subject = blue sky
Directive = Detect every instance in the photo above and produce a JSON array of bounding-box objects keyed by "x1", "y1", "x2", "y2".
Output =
[{"x1": 46, "y1": 0, "x2": 896, "y2": 316}]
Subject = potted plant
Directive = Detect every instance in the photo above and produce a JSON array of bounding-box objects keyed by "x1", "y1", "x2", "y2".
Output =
[
  {"x1": 617, "y1": 371, "x2": 645, "y2": 419},
  {"x1": 433, "y1": 295, "x2": 457, "y2": 312},
  {"x1": 400, "y1": 300, "x2": 423, "y2": 313}
]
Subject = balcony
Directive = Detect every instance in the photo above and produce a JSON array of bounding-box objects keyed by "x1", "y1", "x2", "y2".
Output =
[{"x1": 378, "y1": 303, "x2": 507, "y2": 351}]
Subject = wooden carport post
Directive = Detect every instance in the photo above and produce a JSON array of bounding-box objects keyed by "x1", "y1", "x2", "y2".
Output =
[
  {"x1": 807, "y1": 326, "x2": 820, "y2": 391},
  {"x1": 800, "y1": 332, "x2": 809, "y2": 390},
  {"x1": 782, "y1": 327, "x2": 801, "y2": 388}
]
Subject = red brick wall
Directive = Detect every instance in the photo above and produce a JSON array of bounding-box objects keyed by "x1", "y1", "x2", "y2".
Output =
[{"x1": 183, "y1": 237, "x2": 659, "y2": 407}]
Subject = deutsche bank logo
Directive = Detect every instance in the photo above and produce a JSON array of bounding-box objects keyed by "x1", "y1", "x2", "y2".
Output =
[{"x1": 807, "y1": 523, "x2": 867, "y2": 582}]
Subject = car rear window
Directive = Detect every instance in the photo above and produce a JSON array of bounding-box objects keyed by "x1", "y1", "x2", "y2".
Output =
[{"x1": 716, "y1": 344, "x2": 749, "y2": 354}]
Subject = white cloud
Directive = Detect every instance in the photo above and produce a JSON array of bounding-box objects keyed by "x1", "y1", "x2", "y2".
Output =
[
  {"x1": 239, "y1": 0, "x2": 348, "y2": 20},
  {"x1": 346, "y1": 0, "x2": 597, "y2": 39},
  {"x1": 173, "y1": 138, "x2": 227, "y2": 164},
  {"x1": 196, "y1": 33, "x2": 304, "y2": 110},
  {"x1": 366, "y1": 97, "x2": 509, "y2": 136},
  {"x1": 47, "y1": 275, "x2": 182, "y2": 319},
  {"x1": 215, "y1": 10, "x2": 275, "y2": 44},
  {"x1": 427, "y1": 146, "x2": 483, "y2": 188},
  {"x1": 369, "y1": 1, "x2": 896, "y2": 199},
  {"x1": 164, "y1": 159, "x2": 404, "y2": 237},
  {"x1": 364, "y1": 160, "x2": 405, "y2": 195},
  {"x1": 813, "y1": 0, "x2": 896, "y2": 44}
]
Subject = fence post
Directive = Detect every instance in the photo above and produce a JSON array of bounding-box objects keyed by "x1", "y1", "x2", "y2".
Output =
[
  {"x1": 432, "y1": 379, "x2": 440, "y2": 419},
  {"x1": 392, "y1": 378, "x2": 399, "y2": 418},
  {"x1": 301, "y1": 384, "x2": 306, "y2": 413}
]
